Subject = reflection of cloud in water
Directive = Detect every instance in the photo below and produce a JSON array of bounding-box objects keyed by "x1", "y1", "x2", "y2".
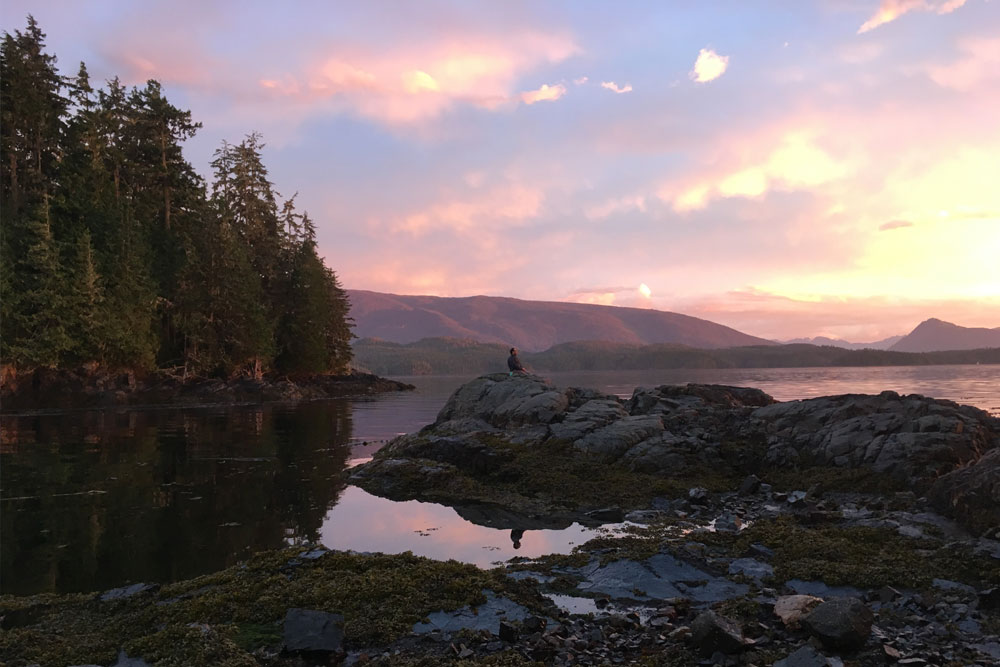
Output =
[{"x1": 319, "y1": 486, "x2": 595, "y2": 567}]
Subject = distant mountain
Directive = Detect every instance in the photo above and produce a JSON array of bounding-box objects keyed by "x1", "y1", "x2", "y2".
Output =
[
  {"x1": 347, "y1": 290, "x2": 775, "y2": 351},
  {"x1": 780, "y1": 335, "x2": 903, "y2": 350},
  {"x1": 890, "y1": 318, "x2": 1000, "y2": 353}
]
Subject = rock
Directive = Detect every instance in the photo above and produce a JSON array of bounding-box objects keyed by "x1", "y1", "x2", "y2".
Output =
[
  {"x1": 738, "y1": 474, "x2": 761, "y2": 496},
  {"x1": 689, "y1": 611, "x2": 746, "y2": 657},
  {"x1": 754, "y1": 393, "x2": 998, "y2": 493},
  {"x1": 979, "y1": 587, "x2": 1000, "y2": 610},
  {"x1": 112, "y1": 650, "x2": 153, "y2": 667},
  {"x1": 283, "y1": 608, "x2": 345, "y2": 653},
  {"x1": 774, "y1": 645, "x2": 831, "y2": 667},
  {"x1": 100, "y1": 583, "x2": 159, "y2": 601},
  {"x1": 498, "y1": 621, "x2": 519, "y2": 642},
  {"x1": 802, "y1": 597, "x2": 874, "y2": 650},
  {"x1": 714, "y1": 512, "x2": 742, "y2": 532},
  {"x1": 413, "y1": 591, "x2": 530, "y2": 635},
  {"x1": 689, "y1": 487, "x2": 709, "y2": 503},
  {"x1": 786, "y1": 579, "x2": 864, "y2": 599},
  {"x1": 728, "y1": 558, "x2": 774, "y2": 581},
  {"x1": 774, "y1": 595, "x2": 823, "y2": 629},
  {"x1": 927, "y1": 448, "x2": 1000, "y2": 535}
]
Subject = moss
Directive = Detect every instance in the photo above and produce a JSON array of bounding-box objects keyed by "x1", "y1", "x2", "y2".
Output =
[
  {"x1": 688, "y1": 515, "x2": 1000, "y2": 590},
  {"x1": 0, "y1": 547, "x2": 554, "y2": 666},
  {"x1": 763, "y1": 466, "x2": 909, "y2": 495},
  {"x1": 124, "y1": 624, "x2": 257, "y2": 667}
]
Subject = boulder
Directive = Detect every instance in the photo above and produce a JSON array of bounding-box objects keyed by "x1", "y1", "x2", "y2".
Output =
[
  {"x1": 283, "y1": 608, "x2": 345, "y2": 653},
  {"x1": 774, "y1": 595, "x2": 823, "y2": 629},
  {"x1": 927, "y1": 448, "x2": 1000, "y2": 535},
  {"x1": 802, "y1": 597, "x2": 873, "y2": 650},
  {"x1": 690, "y1": 610, "x2": 746, "y2": 656},
  {"x1": 755, "y1": 393, "x2": 998, "y2": 486},
  {"x1": 774, "y1": 645, "x2": 835, "y2": 667}
]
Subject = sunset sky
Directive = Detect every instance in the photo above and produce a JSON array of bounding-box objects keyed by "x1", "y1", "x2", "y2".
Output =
[{"x1": 4, "y1": 1, "x2": 998, "y2": 341}]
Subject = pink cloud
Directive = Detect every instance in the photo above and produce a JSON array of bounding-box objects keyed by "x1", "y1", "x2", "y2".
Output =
[
  {"x1": 927, "y1": 36, "x2": 1000, "y2": 91},
  {"x1": 520, "y1": 83, "x2": 567, "y2": 105},
  {"x1": 858, "y1": 0, "x2": 968, "y2": 34},
  {"x1": 257, "y1": 32, "x2": 579, "y2": 124},
  {"x1": 690, "y1": 48, "x2": 729, "y2": 83},
  {"x1": 677, "y1": 288, "x2": 1000, "y2": 341},
  {"x1": 879, "y1": 219, "x2": 914, "y2": 231},
  {"x1": 600, "y1": 81, "x2": 633, "y2": 94}
]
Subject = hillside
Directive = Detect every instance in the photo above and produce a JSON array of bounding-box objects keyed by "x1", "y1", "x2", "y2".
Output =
[
  {"x1": 347, "y1": 290, "x2": 775, "y2": 351},
  {"x1": 890, "y1": 318, "x2": 1000, "y2": 352}
]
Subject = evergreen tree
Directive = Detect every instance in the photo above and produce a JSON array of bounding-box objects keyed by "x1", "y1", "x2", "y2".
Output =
[
  {"x1": 64, "y1": 230, "x2": 104, "y2": 364},
  {"x1": 1, "y1": 16, "x2": 355, "y2": 380},
  {"x1": 3, "y1": 206, "x2": 72, "y2": 367},
  {"x1": 0, "y1": 16, "x2": 67, "y2": 221}
]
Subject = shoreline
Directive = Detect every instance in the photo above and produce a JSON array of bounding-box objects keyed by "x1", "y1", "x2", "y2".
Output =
[{"x1": 0, "y1": 366, "x2": 415, "y2": 414}]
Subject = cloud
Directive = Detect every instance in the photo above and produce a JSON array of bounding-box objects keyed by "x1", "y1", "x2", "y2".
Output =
[
  {"x1": 520, "y1": 83, "x2": 567, "y2": 105},
  {"x1": 600, "y1": 81, "x2": 633, "y2": 94},
  {"x1": 677, "y1": 287, "x2": 1000, "y2": 341},
  {"x1": 879, "y1": 219, "x2": 914, "y2": 231},
  {"x1": 660, "y1": 132, "x2": 851, "y2": 211},
  {"x1": 857, "y1": 0, "x2": 968, "y2": 34},
  {"x1": 878, "y1": 220, "x2": 913, "y2": 232},
  {"x1": 690, "y1": 48, "x2": 729, "y2": 83},
  {"x1": 391, "y1": 183, "x2": 544, "y2": 235},
  {"x1": 927, "y1": 37, "x2": 1000, "y2": 91},
  {"x1": 254, "y1": 30, "x2": 579, "y2": 124},
  {"x1": 574, "y1": 76, "x2": 589, "y2": 85},
  {"x1": 583, "y1": 195, "x2": 647, "y2": 220}
]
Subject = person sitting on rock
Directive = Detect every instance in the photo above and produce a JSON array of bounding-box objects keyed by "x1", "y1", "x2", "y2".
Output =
[{"x1": 507, "y1": 348, "x2": 528, "y2": 375}]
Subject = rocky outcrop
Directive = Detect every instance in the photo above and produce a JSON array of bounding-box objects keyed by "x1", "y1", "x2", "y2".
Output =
[
  {"x1": 355, "y1": 375, "x2": 999, "y2": 533},
  {"x1": 754, "y1": 390, "x2": 997, "y2": 486},
  {"x1": 927, "y1": 447, "x2": 1000, "y2": 534}
]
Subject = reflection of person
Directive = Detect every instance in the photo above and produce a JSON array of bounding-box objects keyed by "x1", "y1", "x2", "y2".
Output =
[
  {"x1": 507, "y1": 348, "x2": 527, "y2": 375},
  {"x1": 510, "y1": 528, "x2": 525, "y2": 549}
]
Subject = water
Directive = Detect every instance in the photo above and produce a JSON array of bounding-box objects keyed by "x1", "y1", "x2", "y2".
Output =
[{"x1": 2, "y1": 365, "x2": 997, "y2": 595}]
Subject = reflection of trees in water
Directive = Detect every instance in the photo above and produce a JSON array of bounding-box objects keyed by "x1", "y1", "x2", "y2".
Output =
[{"x1": 0, "y1": 401, "x2": 353, "y2": 595}]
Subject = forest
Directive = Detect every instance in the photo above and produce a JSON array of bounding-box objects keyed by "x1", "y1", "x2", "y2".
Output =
[
  {"x1": 353, "y1": 337, "x2": 1000, "y2": 376},
  {"x1": 1, "y1": 17, "x2": 353, "y2": 380}
]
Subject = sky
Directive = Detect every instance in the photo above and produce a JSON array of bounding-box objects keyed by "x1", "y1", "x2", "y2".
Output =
[{"x1": 3, "y1": 0, "x2": 999, "y2": 341}]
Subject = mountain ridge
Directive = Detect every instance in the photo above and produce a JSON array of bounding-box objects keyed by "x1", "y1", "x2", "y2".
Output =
[
  {"x1": 347, "y1": 290, "x2": 775, "y2": 351},
  {"x1": 890, "y1": 318, "x2": 1000, "y2": 352}
]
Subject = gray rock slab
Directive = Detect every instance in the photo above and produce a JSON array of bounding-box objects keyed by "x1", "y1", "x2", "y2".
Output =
[
  {"x1": 112, "y1": 651, "x2": 153, "y2": 667},
  {"x1": 284, "y1": 608, "x2": 345, "y2": 653},
  {"x1": 728, "y1": 558, "x2": 774, "y2": 581},
  {"x1": 786, "y1": 579, "x2": 864, "y2": 599},
  {"x1": 932, "y1": 578, "x2": 977, "y2": 595},
  {"x1": 774, "y1": 645, "x2": 832, "y2": 667},
  {"x1": 100, "y1": 583, "x2": 158, "y2": 602},
  {"x1": 413, "y1": 590, "x2": 530, "y2": 635},
  {"x1": 574, "y1": 554, "x2": 748, "y2": 603},
  {"x1": 576, "y1": 559, "x2": 682, "y2": 600}
]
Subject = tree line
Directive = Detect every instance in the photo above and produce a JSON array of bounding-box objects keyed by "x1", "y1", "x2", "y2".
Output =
[
  {"x1": 1, "y1": 17, "x2": 352, "y2": 379},
  {"x1": 352, "y1": 337, "x2": 1000, "y2": 376}
]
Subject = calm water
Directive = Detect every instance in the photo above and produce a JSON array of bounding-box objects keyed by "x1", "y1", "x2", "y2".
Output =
[{"x1": 2, "y1": 365, "x2": 997, "y2": 595}]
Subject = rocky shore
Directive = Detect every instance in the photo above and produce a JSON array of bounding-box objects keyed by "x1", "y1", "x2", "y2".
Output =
[
  {"x1": 2, "y1": 374, "x2": 998, "y2": 666},
  {"x1": 0, "y1": 366, "x2": 414, "y2": 413}
]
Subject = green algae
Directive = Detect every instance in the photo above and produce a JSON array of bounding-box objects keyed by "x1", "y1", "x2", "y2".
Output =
[
  {"x1": 0, "y1": 547, "x2": 553, "y2": 666},
  {"x1": 689, "y1": 515, "x2": 1000, "y2": 590}
]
